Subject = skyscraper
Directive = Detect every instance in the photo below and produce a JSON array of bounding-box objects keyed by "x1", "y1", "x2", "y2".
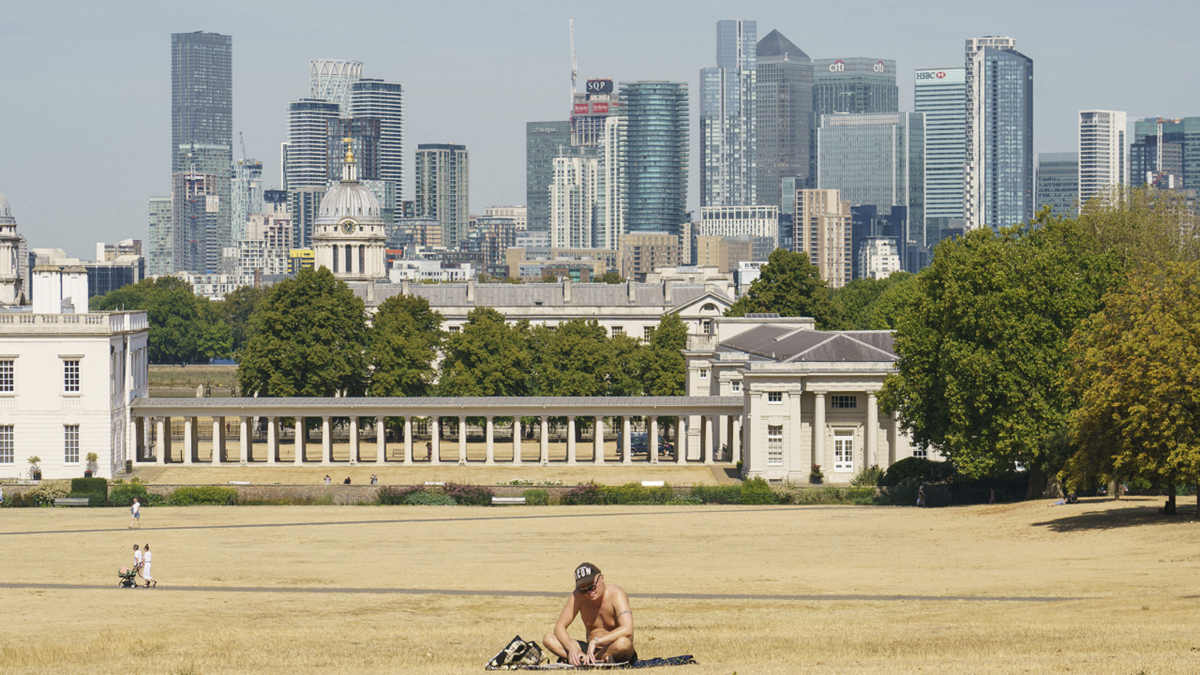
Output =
[
  {"x1": 621, "y1": 81, "x2": 689, "y2": 237},
  {"x1": 350, "y1": 78, "x2": 405, "y2": 196},
  {"x1": 415, "y1": 144, "x2": 469, "y2": 249},
  {"x1": 231, "y1": 158, "x2": 263, "y2": 244},
  {"x1": 915, "y1": 67, "x2": 966, "y2": 243},
  {"x1": 1130, "y1": 117, "x2": 1197, "y2": 190},
  {"x1": 755, "y1": 30, "x2": 812, "y2": 209},
  {"x1": 1035, "y1": 153, "x2": 1079, "y2": 218},
  {"x1": 795, "y1": 189, "x2": 852, "y2": 288},
  {"x1": 964, "y1": 37, "x2": 1034, "y2": 231},
  {"x1": 310, "y1": 59, "x2": 362, "y2": 114},
  {"x1": 171, "y1": 32, "x2": 232, "y2": 273},
  {"x1": 811, "y1": 57, "x2": 898, "y2": 186},
  {"x1": 284, "y1": 99, "x2": 340, "y2": 190},
  {"x1": 147, "y1": 197, "x2": 173, "y2": 277},
  {"x1": 549, "y1": 153, "x2": 599, "y2": 249},
  {"x1": 572, "y1": 78, "x2": 619, "y2": 147},
  {"x1": 1078, "y1": 110, "x2": 1127, "y2": 207},
  {"x1": 700, "y1": 20, "x2": 757, "y2": 207},
  {"x1": 326, "y1": 118, "x2": 381, "y2": 182},
  {"x1": 526, "y1": 121, "x2": 572, "y2": 232}
]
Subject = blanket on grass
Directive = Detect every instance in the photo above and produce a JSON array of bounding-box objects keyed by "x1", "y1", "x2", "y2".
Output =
[{"x1": 487, "y1": 636, "x2": 695, "y2": 670}]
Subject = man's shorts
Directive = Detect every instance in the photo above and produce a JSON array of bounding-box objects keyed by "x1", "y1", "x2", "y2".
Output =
[{"x1": 576, "y1": 641, "x2": 637, "y2": 664}]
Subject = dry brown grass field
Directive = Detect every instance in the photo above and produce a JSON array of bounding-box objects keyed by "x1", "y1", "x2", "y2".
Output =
[{"x1": 1, "y1": 496, "x2": 1198, "y2": 675}]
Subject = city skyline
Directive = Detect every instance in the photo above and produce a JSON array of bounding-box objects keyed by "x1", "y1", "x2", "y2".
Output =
[{"x1": 3, "y1": 0, "x2": 1199, "y2": 259}]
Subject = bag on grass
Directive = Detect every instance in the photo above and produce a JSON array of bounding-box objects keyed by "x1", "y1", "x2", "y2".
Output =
[{"x1": 486, "y1": 635, "x2": 544, "y2": 670}]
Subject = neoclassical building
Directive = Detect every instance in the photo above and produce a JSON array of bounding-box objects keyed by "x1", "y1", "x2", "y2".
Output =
[
  {"x1": 0, "y1": 189, "x2": 26, "y2": 306},
  {"x1": 312, "y1": 143, "x2": 388, "y2": 281}
]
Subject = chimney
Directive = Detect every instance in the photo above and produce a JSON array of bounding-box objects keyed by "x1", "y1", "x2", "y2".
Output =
[
  {"x1": 663, "y1": 280, "x2": 673, "y2": 305},
  {"x1": 563, "y1": 279, "x2": 572, "y2": 303},
  {"x1": 627, "y1": 280, "x2": 636, "y2": 303},
  {"x1": 467, "y1": 278, "x2": 476, "y2": 303},
  {"x1": 401, "y1": 279, "x2": 410, "y2": 296},
  {"x1": 32, "y1": 263, "x2": 62, "y2": 314}
]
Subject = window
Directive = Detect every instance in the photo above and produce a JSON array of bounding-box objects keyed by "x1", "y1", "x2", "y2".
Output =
[
  {"x1": 768, "y1": 391, "x2": 782, "y2": 403},
  {"x1": 834, "y1": 429, "x2": 855, "y2": 472},
  {"x1": 448, "y1": 326, "x2": 460, "y2": 334},
  {"x1": 731, "y1": 380, "x2": 741, "y2": 393},
  {"x1": 643, "y1": 326, "x2": 654, "y2": 341},
  {"x1": 0, "y1": 360, "x2": 12, "y2": 392},
  {"x1": 611, "y1": 326, "x2": 625, "y2": 338},
  {"x1": 831, "y1": 395, "x2": 857, "y2": 409},
  {"x1": 699, "y1": 368, "x2": 708, "y2": 379},
  {"x1": 0, "y1": 425, "x2": 11, "y2": 464},
  {"x1": 702, "y1": 320, "x2": 713, "y2": 334},
  {"x1": 64, "y1": 360, "x2": 80, "y2": 392},
  {"x1": 913, "y1": 447, "x2": 928, "y2": 459},
  {"x1": 767, "y1": 425, "x2": 783, "y2": 466},
  {"x1": 64, "y1": 425, "x2": 80, "y2": 464}
]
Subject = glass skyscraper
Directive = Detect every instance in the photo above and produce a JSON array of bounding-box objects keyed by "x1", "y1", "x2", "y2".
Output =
[
  {"x1": 415, "y1": 144, "x2": 470, "y2": 249},
  {"x1": 914, "y1": 67, "x2": 965, "y2": 244},
  {"x1": 1035, "y1": 153, "x2": 1078, "y2": 218},
  {"x1": 620, "y1": 82, "x2": 690, "y2": 236},
  {"x1": 700, "y1": 20, "x2": 757, "y2": 207},
  {"x1": 350, "y1": 78, "x2": 405, "y2": 198},
  {"x1": 171, "y1": 32, "x2": 232, "y2": 273},
  {"x1": 964, "y1": 37, "x2": 1034, "y2": 231},
  {"x1": 526, "y1": 121, "x2": 572, "y2": 232},
  {"x1": 811, "y1": 57, "x2": 898, "y2": 187},
  {"x1": 1078, "y1": 110, "x2": 1127, "y2": 208},
  {"x1": 1131, "y1": 117, "x2": 1199, "y2": 191},
  {"x1": 755, "y1": 30, "x2": 812, "y2": 209}
]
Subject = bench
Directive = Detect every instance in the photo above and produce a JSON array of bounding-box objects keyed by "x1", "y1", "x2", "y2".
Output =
[
  {"x1": 492, "y1": 496, "x2": 526, "y2": 506},
  {"x1": 54, "y1": 497, "x2": 91, "y2": 507}
]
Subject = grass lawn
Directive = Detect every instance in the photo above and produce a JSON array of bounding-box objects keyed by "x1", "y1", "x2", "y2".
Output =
[{"x1": 1, "y1": 496, "x2": 1197, "y2": 674}]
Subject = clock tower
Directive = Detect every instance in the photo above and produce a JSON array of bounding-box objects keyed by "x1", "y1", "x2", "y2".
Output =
[{"x1": 311, "y1": 139, "x2": 388, "y2": 280}]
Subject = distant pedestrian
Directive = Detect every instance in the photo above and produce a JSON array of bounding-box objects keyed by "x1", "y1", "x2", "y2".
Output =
[
  {"x1": 916, "y1": 485, "x2": 927, "y2": 508},
  {"x1": 343, "y1": 477, "x2": 351, "y2": 485},
  {"x1": 130, "y1": 497, "x2": 142, "y2": 528},
  {"x1": 370, "y1": 474, "x2": 378, "y2": 485},
  {"x1": 324, "y1": 475, "x2": 331, "y2": 485},
  {"x1": 142, "y1": 544, "x2": 155, "y2": 588},
  {"x1": 989, "y1": 488, "x2": 996, "y2": 505},
  {"x1": 425, "y1": 442, "x2": 433, "y2": 461},
  {"x1": 133, "y1": 544, "x2": 144, "y2": 582}
]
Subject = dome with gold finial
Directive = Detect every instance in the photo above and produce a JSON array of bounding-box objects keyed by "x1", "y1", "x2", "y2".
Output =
[{"x1": 315, "y1": 138, "x2": 383, "y2": 225}]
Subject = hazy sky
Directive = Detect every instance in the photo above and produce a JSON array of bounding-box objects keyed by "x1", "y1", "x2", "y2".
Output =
[{"x1": 3, "y1": 0, "x2": 1198, "y2": 259}]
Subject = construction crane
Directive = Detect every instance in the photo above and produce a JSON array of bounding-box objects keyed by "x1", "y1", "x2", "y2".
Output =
[
  {"x1": 569, "y1": 19, "x2": 577, "y2": 108},
  {"x1": 239, "y1": 131, "x2": 247, "y2": 164}
]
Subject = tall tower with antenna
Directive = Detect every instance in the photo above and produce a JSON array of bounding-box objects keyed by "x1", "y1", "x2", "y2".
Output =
[{"x1": 570, "y1": 19, "x2": 578, "y2": 106}]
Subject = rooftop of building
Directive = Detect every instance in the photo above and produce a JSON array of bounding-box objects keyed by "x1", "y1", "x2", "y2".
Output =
[
  {"x1": 362, "y1": 281, "x2": 732, "y2": 310},
  {"x1": 757, "y1": 30, "x2": 809, "y2": 61},
  {"x1": 716, "y1": 325, "x2": 897, "y2": 364}
]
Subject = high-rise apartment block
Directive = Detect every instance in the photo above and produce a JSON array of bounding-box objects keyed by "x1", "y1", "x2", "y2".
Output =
[
  {"x1": 619, "y1": 232, "x2": 681, "y2": 281},
  {"x1": 484, "y1": 206, "x2": 527, "y2": 231},
  {"x1": 285, "y1": 99, "x2": 341, "y2": 190},
  {"x1": 526, "y1": 121, "x2": 572, "y2": 232},
  {"x1": 1035, "y1": 153, "x2": 1079, "y2": 218},
  {"x1": 1078, "y1": 110, "x2": 1127, "y2": 208},
  {"x1": 350, "y1": 78, "x2": 405, "y2": 197},
  {"x1": 755, "y1": 30, "x2": 812, "y2": 208},
  {"x1": 697, "y1": 205, "x2": 779, "y2": 245},
  {"x1": 964, "y1": 37, "x2": 1034, "y2": 231},
  {"x1": 572, "y1": 78, "x2": 619, "y2": 147},
  {"x1": 310, "y1": 59, "x2": 363, "y2": 114},
  {"x1": 700, "y1": 20, "x2": 757, "y2": 207},
  {"x1": 549, "y1": 154, "x2": 600, "y2": 249},
  {"x1": 327, "y1": 118, "x2": 381, "y2": 182},
  {"x1": 147, "y1": 197, "x2": 172, "y2": 276},
  {"x1": 231, "y1": 158, "x2": 263, "y2": 244},
  {"x1": 414, "y1": 144, "x2": 470, "y2": 249},
  {"x1": 171, "y1": 32, "x2": 232, "y2": 274},
  {"x1": 794, "y1": 189, "x2": 852, "y2": 288},
  {"x1": 621, "y1": 82, "x2": 689, "y2": 237},
  {"x1": 915, "y1": 67, "x2": 965, "y2": 241}
]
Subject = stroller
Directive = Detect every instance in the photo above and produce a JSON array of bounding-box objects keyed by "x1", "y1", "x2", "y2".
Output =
[{"x1": 118, "y1": 566, "x2": 139, "y2": 588}]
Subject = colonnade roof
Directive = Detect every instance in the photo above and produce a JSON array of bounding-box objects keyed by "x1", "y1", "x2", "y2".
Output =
[{"x1": 131, "y1": 396, "x2": 743, "y2": 418}]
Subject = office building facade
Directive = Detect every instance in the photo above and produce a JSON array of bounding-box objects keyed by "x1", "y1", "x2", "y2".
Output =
[
  {"x1": 964, "y1": 37, "x2": 1034, "y2": 231},
  {"x1": 811, "y1": 57, "x2": 898, "y2": 186},
  {"x1": 697, "y1": 205, "x2": 779, "y2": 245},
  {"x1": 1078, "y1": 110, "x2": 1127, "y2": 208},
  {"x1": 526, "y1": 121, "x2": 572, "y2": 232},
  {"x1": 171, "y1": 32, "x2": 232, "y2": 274},
  {"x1": 1036, "y1": 152, "x2": 1079, "y2": 218},
  {"x1": 755, "y1": 30, "x2": 812, "y2": 207},
  {"x1": 914, "y1": 67, "x2": 965, "y2": 244},
  {"x1": 415, "y1": 144, "x2": 470, "y2": 249},
  {"x1": 700, "y1": 20, "x2": 757, "y2": 207},
  {"x1": 327, "y1": 118, "x2": 382, "y2": 182},
  {"x1": 1130, "y1": 120, "x2": 1185, "y2": 189},
  {"x1": 621, "y1": 82, "x2": 689, "y2": 237},
  {"x1": 794, "y1": 189, "x2": 852, "y2": 288}
]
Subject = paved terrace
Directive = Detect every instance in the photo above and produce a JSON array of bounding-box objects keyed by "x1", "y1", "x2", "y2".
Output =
[{"x1": 129, "y1": 396, "x2": 743, "y2": 467}]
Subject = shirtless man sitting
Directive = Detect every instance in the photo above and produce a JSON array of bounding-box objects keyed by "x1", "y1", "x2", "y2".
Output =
[{"x1": 543, "y1": 563, "x2": 636, "y2": 665}]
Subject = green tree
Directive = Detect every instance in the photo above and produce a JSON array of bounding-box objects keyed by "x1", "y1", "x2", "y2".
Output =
[
  {"x1": 640, "y1": 312, "x2": 687, "y2": 396},
  {"x1": 880, "y1": 216, "x2": 1121, "y2": 490},
  {"x1": 92, "y1": 276, "x2": 217, "y2": 364},
  {"x1": 1067, "y1": 263, "x2": 1200, "y2": 515},
  {"x1": 238, "y1": 267, "x2": 369, "y2": 397},
  {"x1": 533, "y1": 319, "x2": 615, "y2": 397},
  {"x1": 438, "y1": 307, "x2": 531, "y2": 397},
  {"x1": 831, "y1": 272, "x2": 915, "y2": 330},
  {"x1": 367, "y1": 295, "x2": 443, "y2": 397},
  {"x1": 219, "y1": 285, "x2": 268, "y2": 355},
  {"x1": 726, "y1": 248, "x2": 845, "y2": 329},
  {"x1": 1078, "y1": 186, "x2": 1200, "y2": 268},
  {"x1": 597, "y1": 271, "x2": 624, "y2": 284}
]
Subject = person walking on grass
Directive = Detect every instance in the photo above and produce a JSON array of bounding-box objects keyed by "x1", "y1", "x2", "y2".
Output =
[
  {"x1": 142, "y1": 544, "x2": 155, "y2": 588},
  {"x1": 129, "y1": 497, "x2": 141, "y2": 528},
  {"x1": 133, "y1": 544, "x2": 144, "y2": 584}
]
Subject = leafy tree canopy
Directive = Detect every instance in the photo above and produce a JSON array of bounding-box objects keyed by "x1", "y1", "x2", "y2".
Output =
[
  {"x1": 597, "y1": 271, "x2": 624, "y2": 284},
  {"x1": 725, "y1": 248, "x2": 845, "y2": 329},
  {"x1": 367, "y1": 294, "x2": 443, "y2": 397},
  {"x1": 438, "y1": 307, "x2": 531, "y2": 397},
  {"x1": 831, "y1": 272, "x2": 916, "y2": 330},
  {"x1": 640, "y1": 312, "x2": 688, "y2": 396},
  {"x1": 531, "y1": 319, "x2": 627, "y2": 397},
  {"x1": 238, "y1": 267, "x2": 369, "y2": 397},
  {"x1": 91, "y1": 276, "x2": 231, "y2": 364},
  {"x1": 218, "y1": 285, "x2": 268, "y2": 356}
]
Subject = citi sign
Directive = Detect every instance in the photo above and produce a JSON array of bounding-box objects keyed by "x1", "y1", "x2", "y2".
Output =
[
  {"x1": 916, "y1": 71, "x2": 947, "y2": 80},
  {"x1": 828, "y1": 60, "x2": 846, "y2": 72}
]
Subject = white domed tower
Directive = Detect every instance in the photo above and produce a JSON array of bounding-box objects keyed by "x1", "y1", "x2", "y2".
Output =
[
  {"x1": 312, "y1": 139, "x2": 388, "y2": 280},
  {"x1": 0, "y1": 189, "x2": 26, "y2": 305}
]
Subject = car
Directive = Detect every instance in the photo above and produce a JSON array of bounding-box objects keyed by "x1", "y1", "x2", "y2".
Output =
[{"x1": 629, "y1": 432, "x2": 671, "y2": 457}]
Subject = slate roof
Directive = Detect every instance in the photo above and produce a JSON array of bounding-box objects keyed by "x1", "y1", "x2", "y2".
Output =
[
  {"x1": 757, "y1": 30, "x2": 809, "y2": 61},
  {"x1": 365, "y1": 282, "x2": 731, "y2": 310},
  {"x1": 718, "y1": 325, "x2": 896, "y2": 363}
]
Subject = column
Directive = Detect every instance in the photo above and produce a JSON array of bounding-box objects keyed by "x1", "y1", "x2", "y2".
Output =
[
  {"x1": 294, "y1": 418, "x2": 305, "y2": 465},
  {"x1": 239, "y1": 416, "x2": 250, "y2": 464},
  {"x1": 134, "y1": 416, "x2": 145, "y2": 464},
  {"x1": 622, "y1": 417, "x2": 632, "y2": 466},
  {"x1": 485, "y1": 416, "x2": 495, "y2": 465},
  {"x1": 403, "y1": 417, "x2": 413, "y2": 465},
  {"x1": 458, "y1": 416, "x2": 467, "y2": 465},
  {"x1": 867, "y1": 392, "x2": 879, "y2": 468},
  {"x1": 212, "y1": 417, "x2": 223, "y2": 465},
  {"x1": 704, "y1": 416, "x2": 715, "y2": 465},
  {"x1": 155, "y1": 417, "x2": 167, "y2": 465},
  {"x1": 267, "y1": 417, "x2": 278, "y2": 464},
  {"x1": 377, "y1": 418, "x2": 386, "y2": 464},
  {"x1": 430, "y1": 417, "x2": 441, "y2": 465},
  {"x1": 349, "y1": 416, "x2": 360, "y2": 465},
  {"x1": 814, "y1": 393, "x2": 826, "y2": 469},
  {"x1": 512, "y1": 417, "x2": 523, "y2": 465},
  {"x1": 886, "y1": 413, "x2": 898, "y2": 468},
  {"x1": 677, "y1": 418, "x2": 688, "y2": 465},
  {"x1": 183, "y1": 417, "x2": 195, "y2": 465},
  {"x1": 567, "y1": 417, "x2": 577, "y2": 465},
  {"x1": 726, "y1": 416, "x2": 737, "y2": 463},
  {"x1": 594, "y1": 416, "x2": 605, "y2": 464},
  {"x1": 539, "y1": 416, "x2": 549, "y2": 465},
  {"x1": 649, "y1": 416, "x2": 659, "y2": 465},
  {"x1": 321, "y1": 416, "x2": 332, "y2": 466}
]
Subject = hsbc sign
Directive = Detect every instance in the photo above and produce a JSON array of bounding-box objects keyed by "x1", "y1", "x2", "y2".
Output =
[{"x1": 915, "y1": 68, "x2": 964, "y2": 84}]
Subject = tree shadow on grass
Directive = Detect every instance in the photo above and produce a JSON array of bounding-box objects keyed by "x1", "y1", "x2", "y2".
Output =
[{"x1": 1031, "y1": 497, "x2": 1198, "y2": 533}]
